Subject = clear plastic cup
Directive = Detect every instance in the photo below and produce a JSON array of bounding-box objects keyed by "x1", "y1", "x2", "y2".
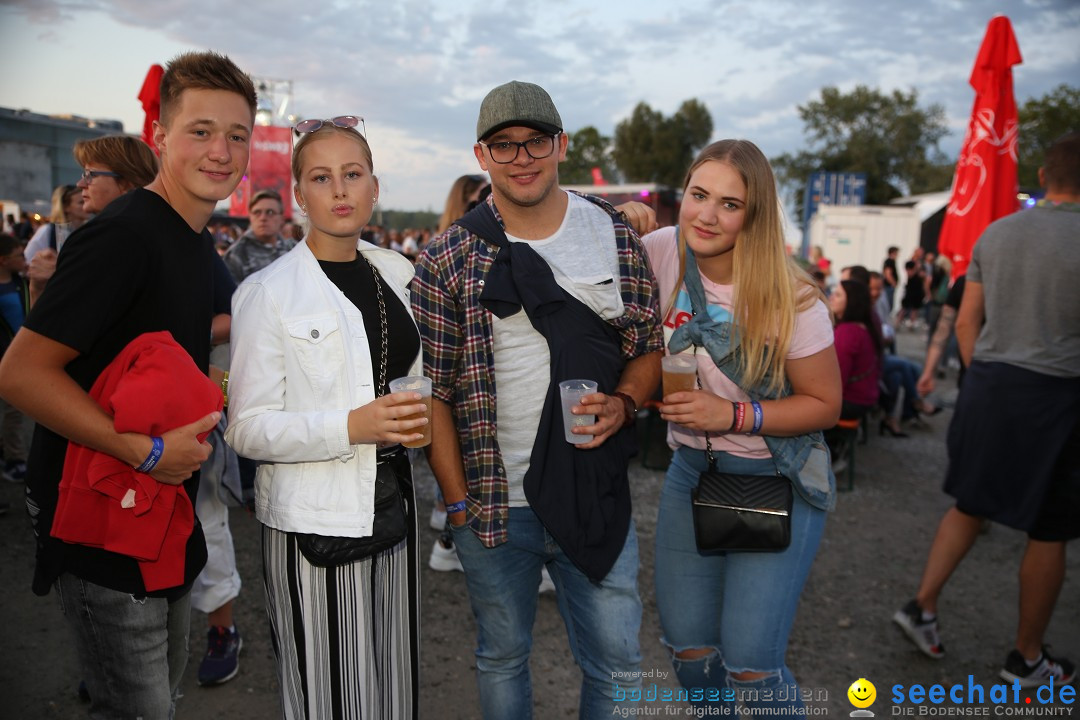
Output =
[
  {"x1": 558, "y1": 379, "x2": 598, "y2": 444},
  {"x1": 388, "y1": 375, "x2": 432, "y2": 448},
  {"x1": 661, "y1": 354, "x2": 698, "y2": 398}
]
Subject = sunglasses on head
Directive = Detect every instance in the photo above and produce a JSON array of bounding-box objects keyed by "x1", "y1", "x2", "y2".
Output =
[{"x1": 293, "y1": 116, "x2": 365, "y2": 137}]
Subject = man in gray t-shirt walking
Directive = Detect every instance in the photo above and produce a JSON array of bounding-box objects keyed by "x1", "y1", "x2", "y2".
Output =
[{"x1": 893, "y1": 132, "x2": 1080, "y2": 686}]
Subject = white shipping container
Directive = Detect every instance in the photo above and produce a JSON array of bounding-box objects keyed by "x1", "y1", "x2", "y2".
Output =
[{"x1": 808, "y1": 205, "x2": 921, "y2": 278}]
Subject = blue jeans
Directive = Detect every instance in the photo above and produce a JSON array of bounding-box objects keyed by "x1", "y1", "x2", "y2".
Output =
[
  {"x1": 56, "y1": 574, "x2": 191, "y2": 720},
  {"x1": 451, "y1": 506, "x2": 642, "y2": 720},
  {"x1": 654, "y1": 447, "x2": 826, "y2": 714},
  {"x1": 882, "y1": 354, "x2": 923, "y2": 420}
]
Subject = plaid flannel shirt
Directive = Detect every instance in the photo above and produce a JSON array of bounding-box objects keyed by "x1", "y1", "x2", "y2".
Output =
[{"x1": 411, "y1": 192, "x2": 663, "y2": 547}]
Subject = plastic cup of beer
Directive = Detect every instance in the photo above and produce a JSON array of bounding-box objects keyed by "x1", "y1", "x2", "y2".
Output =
[
  {"x1": 661, "y1": 354, "x2": 697, "y2": 398},
  {"x1": 558, "y1": 379, "x2": 598, "y2": 445},
  {"x1": 388, "y1": 375, "x2": 432, "y2": 448}
]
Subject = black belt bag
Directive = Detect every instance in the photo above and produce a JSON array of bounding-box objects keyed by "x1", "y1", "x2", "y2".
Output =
[{"x1": 294, "y1": 449, "x2": 409, "y2": 567}]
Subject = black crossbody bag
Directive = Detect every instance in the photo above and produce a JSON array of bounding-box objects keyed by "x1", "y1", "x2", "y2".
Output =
[
  {"x1": 690, "y1": 432, "x2": 792, "y2": 553},
  {"x1": 293, "y1": 253, "x2": 409, "y2": 567}
]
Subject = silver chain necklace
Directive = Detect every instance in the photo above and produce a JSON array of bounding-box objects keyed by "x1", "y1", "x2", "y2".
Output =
[{"x1": 357, "y1": 252, "x2": 388, "y2": 398}]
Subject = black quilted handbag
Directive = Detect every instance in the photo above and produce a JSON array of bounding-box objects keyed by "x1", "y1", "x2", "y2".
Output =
[
  {"x1": 295, "y1": 454, "x2": 408, "y2": 567},
  {"x1": 690, "y1": 439, "x2": 792, "y2": 553}
]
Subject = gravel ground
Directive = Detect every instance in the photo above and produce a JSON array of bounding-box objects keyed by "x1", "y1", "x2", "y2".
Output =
[{"x1": 2, "y1": 329, "x2": 1076, "y2": 718}]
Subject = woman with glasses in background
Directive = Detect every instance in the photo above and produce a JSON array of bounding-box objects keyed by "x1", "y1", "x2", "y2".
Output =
[
  {"x1": 26, "y1": 136, "x2": 157, "y2": 305},
  {"x1": 72, "y1": 135, "x2": 158, "y2": 216},
  {"x1": 226, "y1": 116, "x2": 423, "y2": 719}
]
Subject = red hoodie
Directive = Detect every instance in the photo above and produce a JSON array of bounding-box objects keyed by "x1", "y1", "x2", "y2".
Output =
[{"x1": 51, "y1": 331, "x2": 223, "y2": 591}]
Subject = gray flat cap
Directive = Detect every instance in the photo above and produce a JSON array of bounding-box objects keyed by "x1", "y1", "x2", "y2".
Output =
[{"x1": 476, "y1": 81, "x2": 563, "y2": 141}]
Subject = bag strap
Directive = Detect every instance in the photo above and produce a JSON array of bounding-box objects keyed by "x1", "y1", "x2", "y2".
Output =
[{"x1": 681, "y1": 246, "x2": 779, "y2": 477}]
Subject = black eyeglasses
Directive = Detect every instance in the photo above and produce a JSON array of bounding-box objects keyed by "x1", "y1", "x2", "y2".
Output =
[
  {"x1": 294, "y1": 116, "x2": 366, "y2": 137},
  {"x1": 478, "y1": 134, "x2": 560, "y2": 164},
  {"x1": 80, "y1": 169, "x2": 121, "y2": 184}
]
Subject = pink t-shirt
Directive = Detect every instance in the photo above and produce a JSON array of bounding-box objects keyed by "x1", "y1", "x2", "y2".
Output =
[{"x1": 642, "y1": 226, "x2": 834, "y2": 458}]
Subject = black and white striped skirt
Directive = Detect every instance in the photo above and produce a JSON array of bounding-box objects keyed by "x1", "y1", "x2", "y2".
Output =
[{"x1": 261, "y1": 462, "x2": 419, "y2": 719}]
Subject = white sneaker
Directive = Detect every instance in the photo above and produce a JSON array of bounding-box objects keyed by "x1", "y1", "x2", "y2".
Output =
[
  {"x1": 429, "y1": 506, "x2": 447, "y2": 531},
  {"x1": 539, "y1": 566, "x2": 555, "y2": 594},
  {"x1": 428, "y1": 538, "x2": 463, "y2": 572}
]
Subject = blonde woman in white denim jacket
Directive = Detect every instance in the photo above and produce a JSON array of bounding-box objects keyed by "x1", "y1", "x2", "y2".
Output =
[{"x1": 225, "y1": 117, "x2": 425, "y2": 720}]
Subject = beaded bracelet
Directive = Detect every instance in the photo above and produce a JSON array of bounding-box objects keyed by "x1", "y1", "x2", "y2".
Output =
[
  {"x1": 135, "y1": 436, "x2": 165, "y2": 474},
  {"x1": 733, "y1": 402, "x2": 746, "y2": 433}
]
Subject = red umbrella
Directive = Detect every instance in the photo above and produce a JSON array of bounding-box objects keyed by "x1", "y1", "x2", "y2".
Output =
[
  {"x1": 937, "y1": 15, "x2": 1022, "y2": 280},
  {"x1": 138, "y1": 64, "x2": 165, "y2": 153}
]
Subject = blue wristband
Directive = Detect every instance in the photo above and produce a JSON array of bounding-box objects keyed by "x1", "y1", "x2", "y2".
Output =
[
  {"x1": 445, "y1": 499, "x2": 467, "y2": 514},
  {"x1": 135, "y1": 436, "x2": 165, "y2": 473},
  {"x1": 750, "y1": 401, "x2": 764, "y2": 435}
]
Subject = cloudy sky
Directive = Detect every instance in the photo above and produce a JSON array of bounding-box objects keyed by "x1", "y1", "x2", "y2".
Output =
[{"x1": 2, "y1": 0, "x2": 1078, "y2": 212}]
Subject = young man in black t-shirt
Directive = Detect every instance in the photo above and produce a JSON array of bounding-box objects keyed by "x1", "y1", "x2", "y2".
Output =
[{"x1": 0, "y1": 52, "x2": 256, "y2": 718}]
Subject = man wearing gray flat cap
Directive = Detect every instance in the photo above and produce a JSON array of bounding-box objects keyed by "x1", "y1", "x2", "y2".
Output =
[{"x1": 413, "y1": 80, "x2": 663, "y2": 718}]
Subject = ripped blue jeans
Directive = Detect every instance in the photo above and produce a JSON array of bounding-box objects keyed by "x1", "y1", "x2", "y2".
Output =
[{"x1": 654, "y1": 447, "x2": 826, "y2": 713}]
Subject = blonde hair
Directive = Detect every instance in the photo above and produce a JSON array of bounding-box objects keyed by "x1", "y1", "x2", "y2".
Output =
[
  {"x1": 49, "y1": 185, "x2": 80, "y2": 223},
  {"x1": 291, "y1": 123, "x2": 374, "y2": 182},
  {"x1": 437, "y1": 174, "x2": 488, "y2": 233},
  {"x1": 674, "y1": 140, "x2": 820, "y2": 395}
]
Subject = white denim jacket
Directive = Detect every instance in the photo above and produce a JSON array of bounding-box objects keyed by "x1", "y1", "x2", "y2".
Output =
[{"x1": 225, "y1": 239, "x2": 421, "y2": 536}]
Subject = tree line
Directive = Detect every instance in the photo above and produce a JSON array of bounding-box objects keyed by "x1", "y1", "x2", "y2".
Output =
[{"x1": 560, "y1": 83, "x2": 1076, "y2": 214}]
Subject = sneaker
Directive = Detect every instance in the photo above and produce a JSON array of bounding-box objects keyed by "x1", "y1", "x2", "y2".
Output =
[
  {"x1": 538, "y1": 566, "x2": 555, "y2": 594},
  {"x1": 429, "y1": 505, "x2": 447, "y2": 532},
  {"x1": 1000, "y1": 646, "x2": 1076, "y2": 687},
  {"x1": 3, "y1": 460, "x2": 26, "y2": 483},
  {"x1": 198, "y1": 626, "x2": 242, "y2": 686},
  {"x1": 893, "y1": 599, "x2": 944, "y2": 659},
  {"x1": 428, "y1": 537, "x2": 463, "y2": 572}
]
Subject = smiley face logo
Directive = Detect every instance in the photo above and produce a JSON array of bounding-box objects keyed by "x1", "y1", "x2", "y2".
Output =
[{"x1": 847, "y1": 678, "x2": 876, "y2": 709}]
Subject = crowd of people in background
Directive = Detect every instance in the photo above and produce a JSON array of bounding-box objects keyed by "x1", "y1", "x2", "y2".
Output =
[{"x1": 0, "y1": 50, "x2": 1076, "y2": 720}]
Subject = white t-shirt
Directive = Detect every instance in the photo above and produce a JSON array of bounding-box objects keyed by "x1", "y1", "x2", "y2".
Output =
[
  {"x1": 24, "y1": 222, "x2": 77, "y2": 261},
  {"x1": 642, "y1": 226, "x2": 833, "y2": 459},
  {"x1": 492, "y1": 192, "x2": 623, "y2": 505}
]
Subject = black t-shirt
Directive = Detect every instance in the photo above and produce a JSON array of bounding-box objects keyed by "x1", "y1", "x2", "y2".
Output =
[
  {"x1": 883, "y1": 258, "x2": 898, "y2": 287},
  {"x1": 24, "y1": 188, "x2": 213, "y2": 598},
  {"x1": 318, "y1": 254, "x2": 420, "y2": 395},
  {"x1": 212, "y1": 252, "x2": 237, "y2": 315}
]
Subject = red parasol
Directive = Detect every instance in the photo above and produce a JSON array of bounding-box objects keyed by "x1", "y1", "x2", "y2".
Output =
[
  {"x1": 937, "y1": 15, "x2": 1022, "y2": 280},
  {"x1": 138, "y1": 64, "x2": 165, "y2": 153}
]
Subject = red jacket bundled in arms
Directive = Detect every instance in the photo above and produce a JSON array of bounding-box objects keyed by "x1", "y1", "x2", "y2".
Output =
[{"x1": 51, "y1": 331, "x2": 223, "y2": 591}]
